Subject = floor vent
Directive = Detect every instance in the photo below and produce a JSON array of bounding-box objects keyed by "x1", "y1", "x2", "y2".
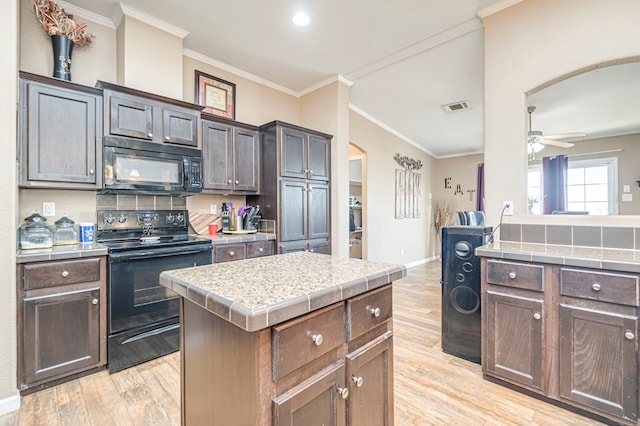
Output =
[{"x1": 442, "y1": 101, "x2": 470, "y2": 112}]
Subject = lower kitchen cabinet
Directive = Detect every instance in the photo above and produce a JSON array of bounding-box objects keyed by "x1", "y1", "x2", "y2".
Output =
[
  {"x1": 17, "y1": 257, "x2": 107, "y2": 393},
  {"x1": 280, "y1": 238, "x2": 330, "y2": 254},
  {"x1": 213, "y1": 239, "x2": 274, "y2": 263}
]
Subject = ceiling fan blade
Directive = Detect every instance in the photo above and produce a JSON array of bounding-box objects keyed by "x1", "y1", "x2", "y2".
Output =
[
  {"x1": 542, "y1": 139, "x2": 575, "y2": 148},
  {"x1": 544, "y1": 132, "x2": 586, "y2": 140}
]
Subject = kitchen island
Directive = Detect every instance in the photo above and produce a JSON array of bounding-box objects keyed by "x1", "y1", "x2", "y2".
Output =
[{"x1": 159, "y1": 252, "x2": 406, "y2": 425}]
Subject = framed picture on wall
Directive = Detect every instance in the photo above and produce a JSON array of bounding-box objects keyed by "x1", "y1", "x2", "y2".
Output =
[{"x1": 195, "y1": 70, "x2": 236, "y2": 119}]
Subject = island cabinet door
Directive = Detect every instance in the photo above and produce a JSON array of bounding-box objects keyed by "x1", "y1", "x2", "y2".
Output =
[
  {"x1": 559, "y1": 304, "x2": 638, "y2": 421},
  {"x1": 484, "y1": 291, "x2": 544, "y2": 393},
  {"x1": 346, "y1": 332, "x2": 393, "y2": 426},
  {"x1": 273, "y1": 361, "x2": 347, "y2": 426}
]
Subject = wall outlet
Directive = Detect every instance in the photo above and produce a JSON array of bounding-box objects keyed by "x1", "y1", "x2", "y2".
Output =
[
  {"x1": 210, "y1": 204, "x2": 218, "y2": 215},
  {"x1": 43, "y1": 202, "x2": 55, "y2": 217},
  {"x1": 503, "y1": 201, "x2": 514, "y2": 216}
]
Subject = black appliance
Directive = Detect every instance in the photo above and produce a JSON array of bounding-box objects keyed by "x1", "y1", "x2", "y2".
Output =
[
  {"x1": 440, "y1": 225, "x2": 492, "y2": 364},
  {"x1": 97, "y1": 209, "x2": 212, "y2": 372},
  {"x1": 103, "y1": 137, "x2": 203, "y2": 195}
]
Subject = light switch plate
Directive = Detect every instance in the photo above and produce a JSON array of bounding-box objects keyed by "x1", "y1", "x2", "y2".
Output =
[{"x1": 43, "y1": 202, "x2": 55, "y2": 217}]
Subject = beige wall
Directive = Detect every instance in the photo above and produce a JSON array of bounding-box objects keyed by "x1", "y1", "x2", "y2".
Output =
[
  {"x1": 349, "y1": 110, "x2": 437, "y2": 264},
  {"x1": 482, "y1": 0, "x2": 640, "y2": 229},
  {"x1": 436, "y1": 154, "x2": 484, "y2": 214}
]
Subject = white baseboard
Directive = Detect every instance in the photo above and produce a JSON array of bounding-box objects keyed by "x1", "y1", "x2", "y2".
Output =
[
  {"x1": 0, "y1": 393, "x2": 20, "y2": 417},
  {"x1": 404, "y1": 255, "x2": 439, "y2": 269}
]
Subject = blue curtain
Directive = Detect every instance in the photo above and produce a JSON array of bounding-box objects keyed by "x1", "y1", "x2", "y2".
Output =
[{"x1": 542, "y1": 155, "x2": 568, "y2": 214}]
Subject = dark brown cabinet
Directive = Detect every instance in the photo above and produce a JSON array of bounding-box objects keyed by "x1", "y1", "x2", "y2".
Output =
[
  {"x1": 252, "y1": 121, "x2": 332, "y2": 254},
  {"x1": 213, "y1": 240, "x2": 274, "y2": 263},
  {"x1": 201, "y1": 118, "x2": 260, "y2": 193},
  {"x1": 18, "y1": 72, "x2": 103, "y2": 189},
  {"x1": 17, "y1": 257, "x2": 107, "y2": 393},
  {"x1": 98, "y1": 81, "x2": 201, "y2": 147}
]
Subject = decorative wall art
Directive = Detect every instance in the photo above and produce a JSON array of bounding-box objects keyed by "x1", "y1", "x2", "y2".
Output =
[
  {"x1": 394, "y1": 153, "x2": 422, "y2": 219},
  {"x1": 195, "y1": 70, "x2": 236, "y2": 119}
]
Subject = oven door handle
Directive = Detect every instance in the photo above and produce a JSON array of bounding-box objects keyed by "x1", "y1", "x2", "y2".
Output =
[{"x1": 109, "y1": 246, "x2": 212, "y2": 261}]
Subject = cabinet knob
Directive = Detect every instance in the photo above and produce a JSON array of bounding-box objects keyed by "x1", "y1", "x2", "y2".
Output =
[
  {"x1": 258, "y1": 248, "x2": 264, "y2": 252},
  {"x1": 92, "y1": 298, "x2": 99, "y2": 305},
  {"x1": 165, "y1": 136, "x2": 170, "y2": 141},
  {"x1": 309, "y1": 170, "x2": 314, "y2": 174},
  {"x1": 592, "y1": 283, "x2": 601, "y2": 291},
  {"x1": 235, "y1": 180, "x2": 239, "y2": 185},
  {"x1": 336, "y1": 385, "x2": 349, "y2": 399},
  {"x1": 352, "y1": 375, "x2": 364, "y2": 387},
  {"x1": 89, "y1": 169, "x2": 95, "y2": 175},
  {"x1": 229, "y1": 251, "x2": 235, "y2": 256},
  {"x1": 147, "y1": 133, "x2": 153, "y2": 138},
  {"x1": 533, "y1": 312, "x2": 541, "y2": 320},
  {"x1": 311, "y1": 334, "x2": 323, "y2": 346},
  {"x1": 625, "y1": 331, "x2": 635, "y2": 340},
  {"x1": 508, "y1": 272, "x2": 517, "y2": 279},
  {"x1": 228, "y1": 179, "x2": 232, "y2": 184},
  {"x1": 61, "y1": 270, "x2": 69, "y2": 278},
  {"x1": 368, "y1": 307, "x2": 381, "y2": 318}
]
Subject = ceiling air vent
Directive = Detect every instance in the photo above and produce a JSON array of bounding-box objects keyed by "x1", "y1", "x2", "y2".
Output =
[{"x1": 441, "y1": 101, "x2": 470, "y2": 113}]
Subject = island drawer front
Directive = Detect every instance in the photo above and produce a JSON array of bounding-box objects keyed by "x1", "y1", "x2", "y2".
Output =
[
  {"x1": 560, "y1": 268, "x2": 639, "y2": 306},
  {"x1": 23, "y1": 258, "x2": 102, "y2": 290},
  {"x1": 272, "y1": 303, "x2": 345, "y2": 380},
  {"x1": 486, "y1": 260, "x2": 544, "y2": 291},
  {"x1": 246, "y1": 240, "x2": 274, "y2": 258},
  {"x1": 346, "y1": 285, "x2": 392, "y2": 341},
  {"x1": 213, "y1": 244, "x2": 247, "y2": 263}
]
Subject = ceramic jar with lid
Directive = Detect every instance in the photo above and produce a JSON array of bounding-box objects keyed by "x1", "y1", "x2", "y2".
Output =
[
  {"x1": 52, "y1": 214, "x2": 78, "y2": 246},
  {"x1": 19, "y1": 212, "x2": 53, "y2": 249}
]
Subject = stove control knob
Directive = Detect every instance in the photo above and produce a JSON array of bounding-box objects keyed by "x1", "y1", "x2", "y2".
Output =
[
  {"x1": 104, "y1": 214, "x2": 116, "y2": 225},
  {"x1": 176, "y1": 213, "x2": 184, "y2": 223},
  {"x1": 118, "y1": 214, "x2": 128, "y2": 224},
  {"x1": 166, "y1": 213, "x2": 175, "y2": 223}
]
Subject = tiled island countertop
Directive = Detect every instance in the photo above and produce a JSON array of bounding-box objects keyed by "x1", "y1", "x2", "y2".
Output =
[
  {"x1": 159, "y1": 251, "x2": 406, "y2": 331},
  {"x1": 477, "y1": 241, "x2": 640, "y2": 273}
]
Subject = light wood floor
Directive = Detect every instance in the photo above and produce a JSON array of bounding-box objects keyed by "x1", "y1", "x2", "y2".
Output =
[{"x1": 0, "y1": 261, "x2": 605, "y2": 425}]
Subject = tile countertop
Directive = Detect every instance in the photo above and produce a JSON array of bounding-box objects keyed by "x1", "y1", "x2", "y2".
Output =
[
  {"x1": 159, "y1": 252, "x2": 407, "y2": 332},
  {"x1": 476, "y1": 241, "x2": 640, "y2": 274},
  {"x1": 16, "y1": 242, "x2": 108, "y2": 263}
]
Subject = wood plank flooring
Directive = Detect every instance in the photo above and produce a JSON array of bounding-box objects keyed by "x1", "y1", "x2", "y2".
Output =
[{"x1": 0, "y1": 261, "x2": 605, "y2": 425}]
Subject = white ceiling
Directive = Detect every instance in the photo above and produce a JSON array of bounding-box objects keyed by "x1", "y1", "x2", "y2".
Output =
[{"x1": 61, "y1": 0, "x2": 639, "y2": 158}]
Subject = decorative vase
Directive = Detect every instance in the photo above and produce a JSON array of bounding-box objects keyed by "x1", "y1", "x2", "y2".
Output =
[{"x1": 51, "y1": 35, "x2": 74, "y2": 81}]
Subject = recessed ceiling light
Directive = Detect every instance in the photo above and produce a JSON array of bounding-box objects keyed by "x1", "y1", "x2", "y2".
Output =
[{"x1": 292, "y1": 12, "x2": 310, "y2": 27}]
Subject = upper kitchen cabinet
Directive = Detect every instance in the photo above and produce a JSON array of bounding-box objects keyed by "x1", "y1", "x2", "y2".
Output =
[
  {"x1": 18, "y1": 72, "x2": 103, "y2": 190},
  {"x1": 280, "y1": 125, "x2": 330, "y2": 181},
  {"x1": 201, "y1": 116, "x2": 260, "y2": 193},
  {"x1": 97, "y1": 81, "x2": 202, "y2": 148}
]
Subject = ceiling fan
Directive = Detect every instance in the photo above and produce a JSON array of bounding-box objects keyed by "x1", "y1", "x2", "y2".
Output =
[{"x1": 527, "y1": 106, "x2": 585, "y2": 155}]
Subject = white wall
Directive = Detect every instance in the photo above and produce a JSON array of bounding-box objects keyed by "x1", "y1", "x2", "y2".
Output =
[{"x1": 482, "y1": 0, "x2": 640, "y2": 229}]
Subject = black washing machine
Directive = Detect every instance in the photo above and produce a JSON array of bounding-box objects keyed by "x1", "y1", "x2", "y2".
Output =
[{"x1": 440, "y1": 226, "x2": 492, "y2": 364}]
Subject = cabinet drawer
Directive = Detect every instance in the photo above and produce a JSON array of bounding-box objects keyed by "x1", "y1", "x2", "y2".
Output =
[
  {"x1": 23, "y1": 258, "x2": 102, "y2": 290},
  {"x1": 346, "y1": 286, "x2": 392, "y2": 341},
  {"x1": 213, "y1": 244, "x2": 246, "y2": 263},
  {"x1": 486, "y1": 260, "x2": 544, "y2": 291},
  {"x1": 560, "y1": 268, "x2": 639, "y2": 306},
  {"x1": 272, "y1": 303, "x2": 345, "y2": 380},
  {"x1": 246, "y1": 240, "x2": 273, "y2": 258}
]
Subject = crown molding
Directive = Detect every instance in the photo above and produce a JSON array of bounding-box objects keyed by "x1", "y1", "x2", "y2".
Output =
[
  {"x1": 115, "y1": 3, "x2": 189, "y2": 38},
  {"x1": 60, "y1": 1, "x2": 116, "y2": 29},
  {"x1": 297, "y1": 74, "x2": 354, "y2": 97},
  {"x1": 477, "y1": 0, "x2": 524, "y2": 19}
]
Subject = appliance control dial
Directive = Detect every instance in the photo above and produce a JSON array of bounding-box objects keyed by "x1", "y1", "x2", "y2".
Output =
[
  {"x1": 118, "y1": 214, "x2": 128, "y2": 224},
  {"x1": 166, "y1": 213, "x2": 175, "y2": 223},
  {"x1": 104, "y1": 214, "x2": 116, "y2": 225},
  {"x1": 175, "y1": 213, "x2": 184, "y2": 223}
]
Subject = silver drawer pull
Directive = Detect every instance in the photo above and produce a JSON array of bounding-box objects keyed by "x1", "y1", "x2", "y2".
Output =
[
  {"x1": 592, "y1": 283, "x2": 601, "y2": 291},
  {"x1": 228, "y1": 179, "x2": 232, "y2": 183},
  {"x1": 235, "y1": 180, "x2": 239, "y2": 184},
  {"x1": 147, "y1": 133, "x2": 153, "y2": 138},
  {"x1": 258, "y1": 248, "x2": 264, "y2": 252},
  {"x1": 352, "y1": 375, "x2": 364, "y2": 387},
  {"x1": 368, "y1": 307, "x2": 381, "y2": 318},
  {"x1": 336, "y1": 385, "x2": 349, "y2": 399},
  {"x1": 309, "y1": 170, "x2": 314, "y2": 174},
  {"x1": 165, "y1": 136, "x2": 170, "y2": 141},
  {"x1": 533, "y1": 312, "x2": 541, "y2": 320},
  {"x1": 61, "y1": 270, "x2": 69, "y2": 278},
  {"x1": 625, "y1": 331, "x2": 635, "y2": 340},
  {"x1": 89, "y1": 169, "x2": 95, "y2": 175},
  {"x1": 92, "y1": 298, "x2": 99, "y2": 305},
  {"x1": 229, "y1": 251, "x2": 235, "y2": 256},
  {"x1": 311, "y1": 334, "x2": 323, "y2": 346},
  {"x1": 508, "y1": 272, "x2": 516, "y2": 279}
]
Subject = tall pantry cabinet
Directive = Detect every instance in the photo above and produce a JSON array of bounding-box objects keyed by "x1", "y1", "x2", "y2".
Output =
[{"x1": 251, "y1": 121, "x2": 332, "y2": 254}]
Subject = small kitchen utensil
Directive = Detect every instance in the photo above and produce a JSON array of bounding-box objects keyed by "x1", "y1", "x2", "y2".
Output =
[
  {"x1": 52, "y1": 214, "x2": 78, "y2": 246},
  {"x1": 19, "y1": 211, "x2": 53, "y2": 249}
]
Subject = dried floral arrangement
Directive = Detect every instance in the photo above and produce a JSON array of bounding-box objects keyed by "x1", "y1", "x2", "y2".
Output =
[
  {"x1": 433, "y1": 198, "x2": 456, "y2": 237},
  {"x1": 33, "y1": 0, "x2": 95, "y2": 46}
]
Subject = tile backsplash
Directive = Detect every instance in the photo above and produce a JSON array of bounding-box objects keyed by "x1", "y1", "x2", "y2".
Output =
[
  {"x1": 96, "y1": 194, "x2": 187, "y2": 210},
  {"x1": 501, "y1": 223, "x2": 638, "y2": 250}
]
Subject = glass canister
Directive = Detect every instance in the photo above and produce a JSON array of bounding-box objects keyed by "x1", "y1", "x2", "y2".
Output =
[
  {"x1": 52, "y1": 214, "x2": 78, "y2": 246},
  {"x1": 19, "y1": 212, "x2": 53, "y2": 250}
]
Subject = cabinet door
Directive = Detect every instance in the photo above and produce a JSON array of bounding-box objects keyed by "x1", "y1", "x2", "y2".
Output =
[
  {"x1": 485, "y1": 290, "x2": 544, "y2": 392},
  {"x1": 108, "y1": 95, "x2": 154, "y2": 140},
  {"x1": 346, "y1": 332, "x2": 393, "y2": 426},
  {"x1": 281, "y1": 127, "x2": 308, "y2": 179},
  {"x1": 279, "y1": 240, "x2": 308, "y2": 254},
  {"x1": 202, "y1": 120, "x2": 233, "y2": 190},
  {"x1": 308, "y1": 182, "x2": 330, "y2": 239},
  {"x1": 233, "y1": 128, "x2": 260, "y2": 192},
  {"x1": 308, "y1": 239, "x2": 331, "y2": 255},
  {"x1": 273, "y1": 361, "x2": 347, "y2": 426},
  {"x1": 280, "y1": 179, "x2": 308, "y2": 241},
  {"x1": 308, "y1": 135, "x2": 330, "y2": 181},
  {"x1": 559, "y1": 304, "x2": 638, "y2": 421},
  {"x1": 22, "y1": 287, "x2": 101, "y2": 387},
  {"x1": 162, "y1": 108, "x2": 198, "y2": 147},
  {"x1": 22, "y1": 82, "x2": 100, "y2": 187}
]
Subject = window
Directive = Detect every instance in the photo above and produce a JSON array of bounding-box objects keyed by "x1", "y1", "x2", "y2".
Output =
[{"x1": 567, "y1": 158, "x2": 618, "y2": 215}]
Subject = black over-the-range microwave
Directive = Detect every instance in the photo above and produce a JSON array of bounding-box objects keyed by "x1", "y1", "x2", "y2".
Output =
[{"x1": 103, "y1": 136, "x2": 203, "y2": 195}]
